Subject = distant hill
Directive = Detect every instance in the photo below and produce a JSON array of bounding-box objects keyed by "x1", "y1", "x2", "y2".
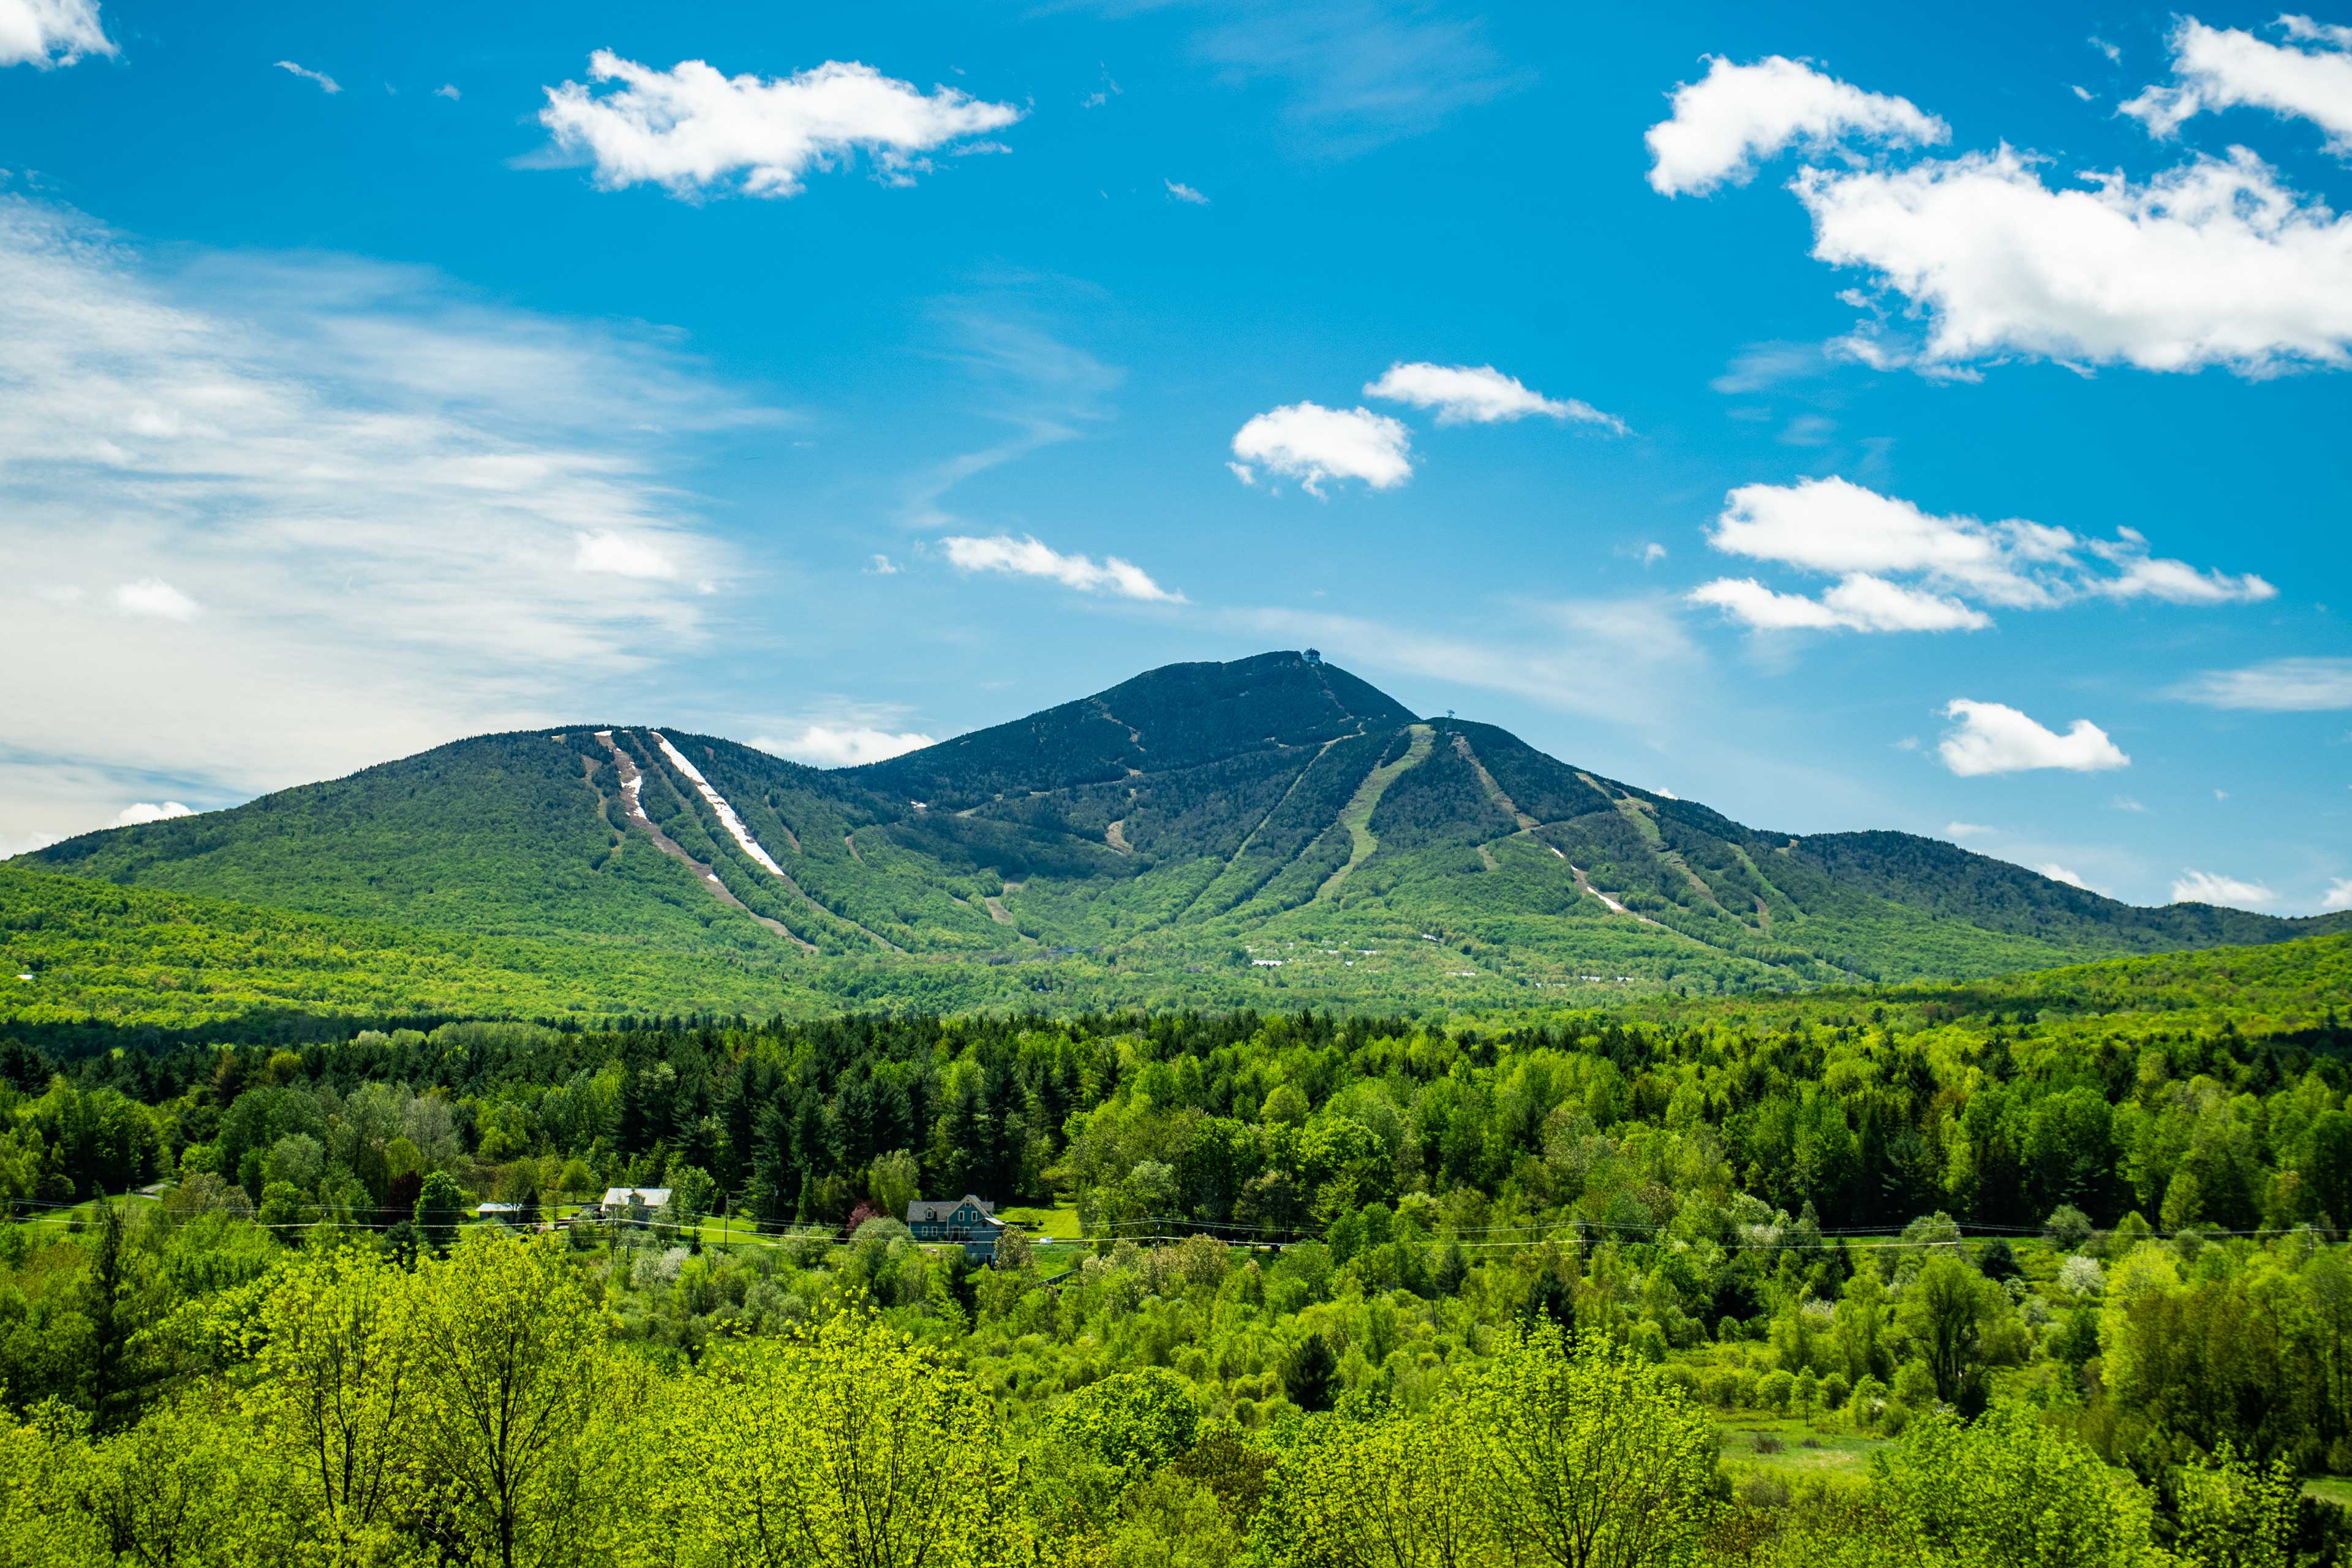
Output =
[{"x1": 18, "y1": 650, "x2": 2347, "y2": 1019}]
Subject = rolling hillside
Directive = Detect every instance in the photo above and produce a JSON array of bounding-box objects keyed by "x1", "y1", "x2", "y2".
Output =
[{"x1": 17, "y1": 650, "x2": 2347, "y2": 1020}]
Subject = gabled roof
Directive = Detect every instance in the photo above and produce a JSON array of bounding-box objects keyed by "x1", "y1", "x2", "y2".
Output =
[
  {"x1": 905, "y1": 1194, "x2": 1002, "y2": 1225},
  {"x1": 601, "y1": 1186, "x2": 671, "y2": 1207}
]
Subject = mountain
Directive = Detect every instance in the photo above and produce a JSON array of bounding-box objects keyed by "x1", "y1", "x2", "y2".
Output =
[{"x1": 17, "y1": 650, "x2": 2348, "y2": 1020}]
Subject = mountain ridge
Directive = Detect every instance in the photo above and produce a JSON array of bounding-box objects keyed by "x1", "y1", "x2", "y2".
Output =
[{"x1": 23, "y1": 650, "x2": 2348, "y2": 1008}]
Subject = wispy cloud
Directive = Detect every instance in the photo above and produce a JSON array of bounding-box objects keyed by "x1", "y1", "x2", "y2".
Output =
[
  {"x1": 2169, "y1": 656, "x2": 2352, "y2": 710},
  {"x1": 274, "y1": 59, "x2": 343, "y2": 94},
  {"x1": 1075, "y1": 0, "x2": 1527, "y2": 156},
  {"x1": 1164, "y1": 178, "x2": 1210, "y2": 204},
  {"x1": 940, "y1": 533, "x2": 1183, "y2": 602},
  {"x1": 901, "y1": 295, "x2": 1125, "y2": 530},
  {"x1": 0, "y1": 193, "x2": 771, "y2": 845}
]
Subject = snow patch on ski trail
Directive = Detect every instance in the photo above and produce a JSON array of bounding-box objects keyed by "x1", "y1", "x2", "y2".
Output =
[{"x1": 652, "y1": 733, "x2": 786, "y2": 877}]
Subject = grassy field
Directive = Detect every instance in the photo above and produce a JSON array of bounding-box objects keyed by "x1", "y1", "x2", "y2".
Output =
[{"x1": 1713, "y1": 1412, "x2": 1887, "y2": 1498}]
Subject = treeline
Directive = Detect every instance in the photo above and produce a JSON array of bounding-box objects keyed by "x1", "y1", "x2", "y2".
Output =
[{"x1": 7, "y1": 987, "x2": 2346, "y2": 1238}]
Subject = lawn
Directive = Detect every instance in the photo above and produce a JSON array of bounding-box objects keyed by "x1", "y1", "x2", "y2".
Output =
[{"x1": 1000, "y1": 1203, "x2": 1084, "y2": 1240}]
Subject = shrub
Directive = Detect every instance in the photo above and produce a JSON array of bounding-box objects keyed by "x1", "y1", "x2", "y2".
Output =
[{"x1": 2044, "y1": 1205, "x2": 2095, "y2": 1251}]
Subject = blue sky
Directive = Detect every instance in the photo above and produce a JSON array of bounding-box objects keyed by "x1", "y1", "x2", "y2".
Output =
[{"x1": 2, "y1": 0, "x2": 2348, "y2": 913}]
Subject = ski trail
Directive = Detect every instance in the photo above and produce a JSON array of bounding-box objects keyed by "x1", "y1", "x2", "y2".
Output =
[
  {"x1": 1567, "y1": 862, "x2": 1661, "y2": 925},
  {"x1": 643, "y1": 731, "x2": 906, "y2": 954},
  {"x1": 593, "y1": 733, "x2": 816, "y2": 952},
  {"x1": 1318, "y1": 724, "x2": 1434, "y2": 902},
  {"x1": 652, "y1": 733, "x2": 786, "y2": 875}
]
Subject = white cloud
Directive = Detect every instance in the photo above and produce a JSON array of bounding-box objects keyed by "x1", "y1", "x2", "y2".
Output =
[
  {"x1": 869, "y1": 553, "x2": 900, "y2": 575},
  {"x1": 2084, "y1": 529, "x2": 2275, "y2": 603},
  {"x1": 1689, "y1": 574, "x2": 1988, "y2": 633},
  {"x1": 2120, "y1": 17, "x2": 2352, "y2": 155},
  {"x1": 2091, "y1": 36, "x2": 2122, "y2": 63},
  {"x1": 1230, "y1": 402, "x2": 1411, "y2": 496},
  {"x1": 0, "y1": 0, "x2": 110, "y2": 68},
  {"x1": 573, "y1": 530, "x2": 677, "y2": 579},
  {"x1": 2111, "y1": 795, "x2": 2149, "y2": 812},
  {"x1": 2324, "y1": 875, "x2": 2352, "y2": 910},
  {"x1": 1691, "y1": 477, "x2": 2271, "y2": 631},
  {"x1": 112, "y1": 578, "x2": 200, "y2": 620},
  {"x1": 538, "y1": 53, "x2": 1022, "y2": 199},
  {"x1": 0, "y1": 830, "x2": 63, "y2": 859},
  {"x1": 2171, "y1": 867, "x2": 2276, "y2": 908},
  {"x1": 1938, "y1": 699, "x2": 2130, "y2": 776},
  {"x1": 1641, "y1": 542, "x2": 1666, "y2": 565},
  {"x1": 2282, "y1": 15, "x2": 2352, "y2": 49},
  {"x1": 274, "y1": 60, "x2": 342, "y2": 94},
  {"x1": 752, "y1": 723, "x2": 936, "y2": 768},
  {"x1": 1165, "y1": 179, "x2": 1210, "y2": 205},
  {"x1": 0, "y1": 193, "x2": 762, "y2": 851},
  {"x1": 1363, "y1": 361, "x2": 1626, "y2": 431},
  {"x1": 2037, "y1": 862, "x2": 2094, "y2": 890},
  {"x1": 1707, "y1": 478, "x2": 2064, "y2": 605},
  {"x1": 113, "y1": 800, "x2": 193, "y2": 826},
  {"x1": 434, "y1": 83, "x2": 459, "y2": 101},
  {"x1": 2170, "y1": 655, "x2": 2352, "y2": 710},
  {"x1": 1644, "y1": 55, "x2": 1947, "y2": 197},
  {"x1": 1799, "y1": 145, "x2": 2352, "y2": 375},
  {"x1": 940, "y1": 533, "x2": 1183, "y2": 603},
  {"x1": 1947, "y1": 821, "x2": 1996, "y2": 840}
]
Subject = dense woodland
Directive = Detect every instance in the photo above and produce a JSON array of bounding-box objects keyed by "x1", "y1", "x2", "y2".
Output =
[{"x1": 0, "y1": 935, "x2": 2348, "y2": 1562}]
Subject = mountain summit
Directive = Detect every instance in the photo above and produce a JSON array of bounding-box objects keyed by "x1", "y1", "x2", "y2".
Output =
[{"x1": 26, "y1": 652, "x2": 2349, "y2": 1006}]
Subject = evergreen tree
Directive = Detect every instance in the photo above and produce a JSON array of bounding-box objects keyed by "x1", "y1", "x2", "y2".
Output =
[
  {"x1": 1283, "y1": 1333, "x2": 1336, "y2": 1413},
  {"x1": 416, "y1": 1170, "x2": 464, "y2": 1256},
  {"x1": 83, "y1": 1189, "x2": 131, "y2": 1430}
]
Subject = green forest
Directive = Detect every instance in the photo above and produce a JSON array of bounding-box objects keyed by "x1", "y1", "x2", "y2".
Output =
[
  {"x1": 28, "y1": 657, "x2": 2350, "y2": 1023},
  {"x1": 1, "y1": 932, "x2": 2348, "y2": 1562}
]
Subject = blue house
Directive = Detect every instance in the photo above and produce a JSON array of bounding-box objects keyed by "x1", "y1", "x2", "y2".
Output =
[{"x1": 906, "y1": 1194, "x2": 1006, "y2": 1260}]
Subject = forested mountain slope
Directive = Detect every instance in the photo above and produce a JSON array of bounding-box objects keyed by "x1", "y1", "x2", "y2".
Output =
[{"x1": 22, "y1": 652, "x2": 2348, "y2": 1017}]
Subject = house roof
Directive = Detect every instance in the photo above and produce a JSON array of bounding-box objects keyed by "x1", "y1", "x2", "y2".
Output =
[
  {"x1": 905, "y1": 1194, "x2": 1002, "y2": 1226},
  {"x1": 601, "y1": 1186, "x2": 671, "y2": 1207}
]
